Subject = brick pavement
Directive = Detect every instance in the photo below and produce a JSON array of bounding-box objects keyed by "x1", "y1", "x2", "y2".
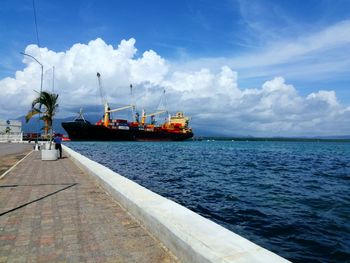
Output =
[
  {"x1": 0, "y1": 143, "x2": 32, "y2": 176},
  {"x1": 0, "y1": 151, "x2": 179, "y2": 263}
]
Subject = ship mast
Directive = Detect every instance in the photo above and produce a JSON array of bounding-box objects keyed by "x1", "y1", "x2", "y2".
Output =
[
  {"x1": 97, "y1": 72, "x2": 107, "y2": 105},
  {"x1": 96, "y1": 72, "x2": 110, "y2": 127},
  {"x1": 130, "y1": 84, "x2": 137, "y2": 122},
  {"x1": 156, "y1": 89, "x2": 168, "y2": 124}
]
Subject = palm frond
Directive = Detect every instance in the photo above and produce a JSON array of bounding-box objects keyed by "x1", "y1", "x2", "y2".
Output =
[
  {"x1": 26, "y1": 91, "x2": 59, "y2": 139},
  {"x1": 25, "y1": 108, "x2": 41, "y2": 123}
]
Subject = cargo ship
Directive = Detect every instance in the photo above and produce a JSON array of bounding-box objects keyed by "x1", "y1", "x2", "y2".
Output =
[{"x1": 62, "y1": 73, "x2": 193, "y2": 141}]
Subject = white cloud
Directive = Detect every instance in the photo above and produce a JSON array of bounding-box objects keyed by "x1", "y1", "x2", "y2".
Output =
[
  {"x1": 179, "y1": 20, "x2": 350, "y2": 82},
  {"x1": 0, "y1": 37, "x2": 349, "y2": 136},
  {"x1": 130, "y1": 50, "x2": 168, "y2": 85},
  {"x1": 236, "y1": 20, "x2": 350, "y2": 68},
  {"x1": 306, "y1": 90, "x2": 338, "y2": 107}
]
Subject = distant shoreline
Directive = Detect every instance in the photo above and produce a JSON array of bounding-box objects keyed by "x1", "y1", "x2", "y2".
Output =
[{"x1": 193, "y1": 137, "x2": 350, "y2": 142}]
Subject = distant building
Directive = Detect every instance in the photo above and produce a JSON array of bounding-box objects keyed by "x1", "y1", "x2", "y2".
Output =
[{"x1": 0, "y1": 119, "x2": 23, "y2": 142}]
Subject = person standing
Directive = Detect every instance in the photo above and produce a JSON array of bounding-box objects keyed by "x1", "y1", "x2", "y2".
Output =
[{"x1": 53, "y1": 134, "x2": 62, "y2": 159}]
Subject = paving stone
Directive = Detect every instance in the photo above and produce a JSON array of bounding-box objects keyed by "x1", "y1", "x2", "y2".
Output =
[{"x1": 0, "y1": 150, "x2": 179, "y2": 262}]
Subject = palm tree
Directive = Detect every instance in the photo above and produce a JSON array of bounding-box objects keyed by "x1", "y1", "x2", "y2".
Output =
[{"x1": 26, "y1": 91, "x2": 59, "y2": 149}]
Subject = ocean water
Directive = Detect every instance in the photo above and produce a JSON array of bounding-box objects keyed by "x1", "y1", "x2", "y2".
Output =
[{"x1": 65, "y1": 141, "x2": 350, "y2": 262}]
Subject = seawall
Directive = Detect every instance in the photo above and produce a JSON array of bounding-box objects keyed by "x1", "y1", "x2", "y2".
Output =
[{"x1": 62, "y1": 144, "x2": 290, "y2": 263}]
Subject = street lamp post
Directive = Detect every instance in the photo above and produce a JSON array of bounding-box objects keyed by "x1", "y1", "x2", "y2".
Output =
[{"x1": 20, "y1": 52, "x2": 43, "y2": 150}]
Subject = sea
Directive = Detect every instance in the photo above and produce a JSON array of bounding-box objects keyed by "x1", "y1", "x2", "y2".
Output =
[{"x1": 65, "y1": 140, "x2": 350, "y2": 263}]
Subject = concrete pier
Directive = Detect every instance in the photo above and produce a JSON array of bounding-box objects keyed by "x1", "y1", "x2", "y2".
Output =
[
  {"x1": 1, "y1": 143, "x2": 290, "y2": 262},
  {"x1": 0, "y1": 147, "x2": 179, "y2": 262},
  {"x1": 63, "y1": 145, "x2": 290, "y2": 263}
]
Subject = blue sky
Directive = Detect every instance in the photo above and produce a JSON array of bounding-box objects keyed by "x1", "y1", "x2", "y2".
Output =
[{"x1": 1, "y1": 0, "x2": 350, "y2": 136}]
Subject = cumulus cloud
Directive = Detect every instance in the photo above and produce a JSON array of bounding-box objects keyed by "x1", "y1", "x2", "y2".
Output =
[{"x1": 0, "y1": 38, "x2": 349, "y2": 136}]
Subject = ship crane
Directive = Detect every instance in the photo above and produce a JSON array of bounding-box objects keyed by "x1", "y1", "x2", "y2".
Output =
[
  {"x1": 97, "y1": 72, "x2": 135, "y2": 127},
  {"x1": 141, "y1": 110, "x2": 167, "y2": 125},
  {"x1": 104, "y1": 104, "x2": 134, "y2": 126},
  {"x1": 107, "y1": 105, "x2": 134, "y2": 113}
]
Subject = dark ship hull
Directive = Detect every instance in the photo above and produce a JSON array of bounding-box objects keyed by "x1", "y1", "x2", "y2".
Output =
[{"x1": 62, "y1": 121, "x2": 193, "y2": 141}]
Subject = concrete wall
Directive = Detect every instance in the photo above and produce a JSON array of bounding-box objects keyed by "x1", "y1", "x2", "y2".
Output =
[{"x1": 62, "y1": 145, "x2": 290, "y2": 263}]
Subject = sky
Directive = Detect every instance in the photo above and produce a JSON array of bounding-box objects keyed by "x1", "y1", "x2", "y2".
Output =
[{"x1": 0, "y1": 0, "x2": 350, "y2": 136}]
